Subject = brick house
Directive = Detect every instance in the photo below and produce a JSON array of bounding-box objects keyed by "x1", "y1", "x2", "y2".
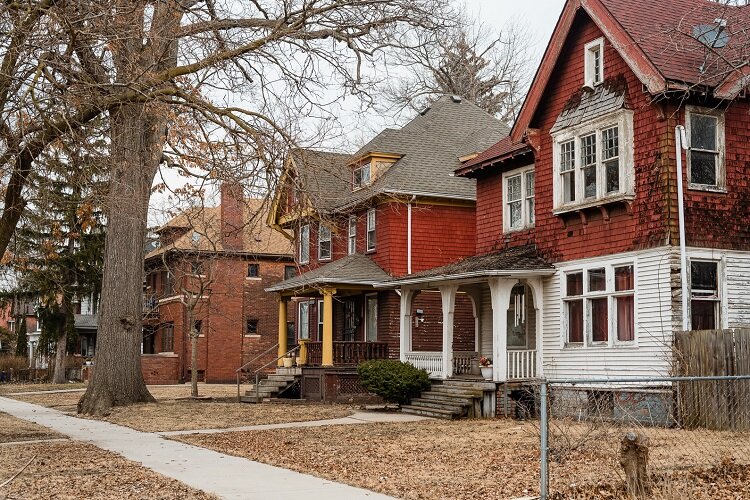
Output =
[
  {"x1": 143, "y1": 185, "x2": 294, "y2": 384},
  {"x1": 265, "y1": 96, "x2": 507, "y2": 400},
  {"x1": 386, "y1": 0, "x2": 750, "y2": 417}
]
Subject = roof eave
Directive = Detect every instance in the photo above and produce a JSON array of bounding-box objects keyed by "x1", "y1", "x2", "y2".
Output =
[
  {"x1": 455, "y1": 148, "x2": 534, "y2": 178},
  {"x1": 376, "y1": 268, "x2": 556, "y2": 288},
  {"x1": 266, "y1": 277, "x2": 390, "y2": 293}
]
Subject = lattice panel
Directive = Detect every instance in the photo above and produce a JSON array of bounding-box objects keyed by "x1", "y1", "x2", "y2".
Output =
[{"x1": 339, "y1": 375, "x2": 367, "y2": 395}]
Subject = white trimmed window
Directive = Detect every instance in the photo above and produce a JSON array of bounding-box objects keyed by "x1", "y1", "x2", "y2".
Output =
[
  {"x1": 348, "y1": 216, "x2": 357, "y2": 254},
  {"x1": 552, "y1": 110, "x2": 634, "y2": 211},
  {"x1": 562, "y1": 262, "x2": 636, "y2": 347},
  {"x1": 366, "y1": 209, "x2": 376, "y2": 251},
  {"x1": 686, "y1": 106, "x2": 725, "y2": 191},
  {"x1": 299, "y1": 224, "x2": 310, "y2": 264},
  {"x1": 318, "y1": 224, "x2": 331, "y2": 261},
  {"x1": 503, "y1": 166, "x2": 535, "y2": 232},
  {"x1": 298, "y1": 302, "x2": 309, "y2": 340},
  {"x1": 584, "y1": 38, "x2": 604, "y2": 86},
  {"x1": 689, "y1": 260, "x2": 721, "y2": 330},
  {"x1": 353, "y1": 163, "x2": 371, "y2": 189}
]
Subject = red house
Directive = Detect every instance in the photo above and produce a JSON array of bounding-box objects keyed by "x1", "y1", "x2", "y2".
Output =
[
  {"x1": 142, "y1": 186, "x2": 294, "y2": 384},
  {"x1": 387, "y1": 0, "x2": 750, "y2": 419},
  {"x1": 266, "y1": 96, "x2": 506, "y2": 402}
]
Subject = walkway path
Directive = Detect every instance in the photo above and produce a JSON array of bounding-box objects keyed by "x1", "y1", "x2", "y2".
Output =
[
  {"x1": 0, "y1": 397, "x2": 396, "y2": 499},
  {"x1": 159, "y1": 410, "x2": 428, "y2": 436}
]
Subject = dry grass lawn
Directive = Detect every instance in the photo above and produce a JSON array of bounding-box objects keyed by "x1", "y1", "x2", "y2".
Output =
[
  {"x1": 0, "y1": 411, "x2": 62, "y2": 443},
  {"x1": 0, "y1": 382, "x2": 85, "y2": 395},
  {"x1": 0, "y1": 440, "x2": 216, "y2": 499},
  {"x1": 175, "y1": 419, "x2": 750, "y2": 500},
  {"x1": 7, "y1": 384, "x2": 355, "y2": 432}
]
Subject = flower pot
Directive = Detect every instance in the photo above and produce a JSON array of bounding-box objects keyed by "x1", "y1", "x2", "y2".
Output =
[
  {"x1": 283, "y1": 357, "x2": 294, "y2": 368},
  {"x1": 480, "y1": 366, "x2": 493, "y2": 380}
]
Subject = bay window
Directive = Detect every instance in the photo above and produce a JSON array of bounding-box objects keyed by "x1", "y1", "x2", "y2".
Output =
[{"x1": 552, "y1": 110, "x2": 633, "y2": 211}]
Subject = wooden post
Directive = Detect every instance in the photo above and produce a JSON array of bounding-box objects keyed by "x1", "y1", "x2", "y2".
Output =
[
  {"x1": 277, "y1": 298, "x2": 288, "y2": 367},
  {"x1": 298, "y1": 339, "x2": 308, "y2": 366},
  {"x1": 620, "y1": 431, "x2": 649, "y2": 498},
  {"x1": 322, "y1": 289, "x2": 335, "y2": 367}
]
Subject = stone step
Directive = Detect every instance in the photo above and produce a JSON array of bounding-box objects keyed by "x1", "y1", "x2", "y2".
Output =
[
  {"x1": 428, "y1": 386, "x2": 484, "y2": 398},
  {"x1": 245, "y1": 388, "x2": 277, "y2": 397},
  {"x1": 258, "y1": 379, "x2": 289, "y2": 388},
  {"x1": 409, "y1": 398, "x2": 467, "y2": 412},
  {"x1": 417, "y1": 392, "x2": 476, "y2": 405},
  {"x1": 442, "y1": 380, "x2": 497, "y2": 391},
  {"x1": 267, "y1": 374, "x2": 296, "y2": 382},
  {"x1": 401, "y1": 405, "x2": 464, "y2": 419}
]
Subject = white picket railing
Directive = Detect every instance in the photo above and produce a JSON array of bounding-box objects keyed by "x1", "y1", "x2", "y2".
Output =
[
  {"x1": 404, "y1": 352, "x2": 444, "y2": 378},
  {"x1": 507, "y1": 349, "x2": 537, "y2": 380}
]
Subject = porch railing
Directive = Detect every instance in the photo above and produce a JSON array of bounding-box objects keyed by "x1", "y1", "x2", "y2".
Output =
[
  {"x1": 453, "y1": 351, "x2": 478, "y2": 375},
  {"x1": 143, "y1": 294, "x2": 159, "y2": 317},
  {"x1": 404, "y1": 352, "x2": 443, "y2": 378},
  {"x1": 507, "y1": 349, "x2": 537, "y2": 380},
  {"x1": 305, "y1": 341, "x2": 389, "y2": 366}
]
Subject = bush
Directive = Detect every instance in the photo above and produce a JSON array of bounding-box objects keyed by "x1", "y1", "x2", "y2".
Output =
[{"x1": 357, "y1": 359, "x2": 430, "y2": 404}]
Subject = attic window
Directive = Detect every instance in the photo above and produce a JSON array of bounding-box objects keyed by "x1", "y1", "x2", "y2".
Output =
[
  {"x1": 353, "y1": 163, "x2": 371, "y2": 189},
  {"x1": 584, "y1": 38, "x2": 604, "y2": 87}
]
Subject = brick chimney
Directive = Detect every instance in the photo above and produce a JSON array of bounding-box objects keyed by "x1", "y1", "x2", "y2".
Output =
[{"x1": 220, "y1": 183, "x2": 244, "y2": 251}]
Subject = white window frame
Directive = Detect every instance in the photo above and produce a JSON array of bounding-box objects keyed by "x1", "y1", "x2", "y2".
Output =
[
  {"x1": 552, "y1": 110, "x2": 634, "y2": 213},
  {"x1": 318, "y1": 224, "x2": 331, "y2": 261},
  {"x1": 353, "y1": 163, "x2": 371, "y2": 189},
  {"x1": 365, "y1": 293, "x2": 378, "y2": 342},
  {"x1": 298, "y1": 302, "x2": 310, "y2": 340},
  {"x1": 686, "y1": 105, "x2": 726, "y2": 192},
  {"x1": 317, "y1": 299, "x2": 324, "y2": 341},
  {"x1": 687, "y1": 253, "x2": 727, "y2": 331},
  {"x1": 560, "y1": 258, "x2": 638, "y2": 349},
  {"x1": 348, "y1": 216, "x2": 357, "y2": 255},
  {"x1": 584, "y1": 38, "x2": 604, "y2": 87},
  {"x1": 366, "y1": 209, "x2": 376, "y2": 252},
  {"x1": 299, "y1": 224, "x2": 310, "y2": 264},
  {"x1": 502, "y1": 166, "x2": 535, "y2": 233}
]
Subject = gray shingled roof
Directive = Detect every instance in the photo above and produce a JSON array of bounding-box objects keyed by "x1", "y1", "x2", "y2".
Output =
[
  {"x1": 265, "y1": 254, "x2": 391, "y2": 293},
  {"x1": 550, "y1": 77, "x2": 628, "y2": 134},
  {"x1": 292, "y1": 96, "x2": 508, "y2": 212},
  {"x1": 75, "y1": 314, "x2": 97, "y2": 330},
  {"x1": 289, "y1": 149, "x2": 352, "y2": 213},
  {"x1": 386, "y1": 245, "x2": 555, "y2": 286}
]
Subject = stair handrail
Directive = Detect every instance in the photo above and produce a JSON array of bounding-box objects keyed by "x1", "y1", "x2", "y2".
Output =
[
  {"x1": 235, "y1": 342, "x2": 278, "y2": 401},
  {"x1": 236, "y1": 344, "x2": 300, "y2": 402}
]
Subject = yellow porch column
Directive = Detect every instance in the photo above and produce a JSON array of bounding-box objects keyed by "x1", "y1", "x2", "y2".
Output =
[
  {"x1": 277, "y1": 297, "x2": 288, "y2": 367},
  {"x1": 322, "y1": 288, "x2": 336, "y2": 367}
]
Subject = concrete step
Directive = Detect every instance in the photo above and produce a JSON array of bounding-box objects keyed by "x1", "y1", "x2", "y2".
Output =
[
  {"x1": 409, "y1": 398, "x2": 467, "y2": 412},
  {"x1": 429, "y1": 386, "x2": 484, "y2": 398},
  {"x1": 401, "y1": 405, "x2": 464, "y2": 419},
  {"x1": 417, "y1": 392, "x2": 476, "y2": 405},
  {"x1": 245, "y1": 388, "x2": 277, "y2": 397},
  {"x1": 442, "y1": 380, "x2": 497, "y2": 391},
  {"x1": 258, "y1": 380, "x2": 289, "y2": 388},
  {"x1": 267, "y1": 374, "x2": 296, "y2": 382},
  {"x1": 275, "y1": 367, "x2": 302, "y2": 376}
]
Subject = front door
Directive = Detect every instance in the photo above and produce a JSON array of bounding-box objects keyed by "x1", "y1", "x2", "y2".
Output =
[
  {"x1": 507, "y1": 283, "x2": 529, "y2": 349},
  {"x1": 365, "y1": 294, "x2": 378, "y2": 342}
]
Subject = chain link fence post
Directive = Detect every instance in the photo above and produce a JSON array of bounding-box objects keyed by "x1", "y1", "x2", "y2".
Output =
[{"x1": 540, "y1": 379, "x2": 549, "y2": 500}]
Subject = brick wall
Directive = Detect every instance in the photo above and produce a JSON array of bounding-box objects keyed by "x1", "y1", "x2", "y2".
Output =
[{"x1": 141, "y1": 354, "x2": 180, "y2": 385}]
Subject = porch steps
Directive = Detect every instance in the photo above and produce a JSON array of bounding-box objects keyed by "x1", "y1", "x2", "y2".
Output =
[
  {"x1": 240, "y1": 373, "x2": 300, "y2": 403},
  {"x1": 402, "y1": 379, "x2": 493, "y2": 419}
]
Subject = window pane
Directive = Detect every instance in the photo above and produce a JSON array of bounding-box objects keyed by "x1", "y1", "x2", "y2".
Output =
[
  {"x1": 525, "y1": 171, "x2": 535, "y2": 197},
  {"x1": 691, "y1": 114, "x2": 717, "y2": 151},
  {"x1": 507, "y1": 175, "x2": 522, "y2": 202},
  {"x1": 590, "y1": 297, "x2": 608, "y2": 342},
  {"x1": 616, "y1": 295, "x2": 635, "y2": 341},
  {"x1": 588, "y1": 268, "x2": 606, "y2": 292},
  {"x1": 691, "y1": 261, "x2": 718, "y2": 294},
  {"x1": 615, "y1": 265, "x2": 634, "y2": 291},
  {"x1": 691, "y1": 300, "x2": 717, "y2": 330},
  {"x1": 568, "y1": 299, "x2": 583, "y2": 343},
  {"x1": 602, "y1": 127, "x2": 619, "y2": 160},
  {"x1": 583, "y1": 166, "x2": 597, "y2": 198},
  {"x1": 527, "y1": 198, "x2": 535, "y2": 224},
  {"x1": 562, "y1": 172, "x2": 576, "y2": 203},
  {"x1": 509, "y1": 201, "x2": 522, "y2": 228},
  {"x1": 605, "y1": 159, "x2": 619, "y2": 193},
  {"x1": 690, "y1": 151, "x2": 717, "y2": 186},
  {"x1": 366, "y1": 296, "x2": 378, "y2": 342},
  {"x1": 581, "y1": 134, "x2": 597, "y2": 166},
  {"x1": 560, "y1": 140, "x2": 575, "y2": 172},
  {"x1": 567, "y1": 272, "x2": 583, "y2": 296}
]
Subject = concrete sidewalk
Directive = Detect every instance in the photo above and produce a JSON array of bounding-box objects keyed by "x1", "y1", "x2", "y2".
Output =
[
  {"x1": 0, "y1": 397, "x2": 394, "y2": 500},
  {"x1": 159, "y1": 410, "x2": 429, "y2": 436}
]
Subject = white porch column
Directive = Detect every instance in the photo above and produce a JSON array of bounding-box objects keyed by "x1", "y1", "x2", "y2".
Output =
[
  {"x1": 399, "y1": 288, "x2": 415, "y2": 362},
  {"x1": 440, "y1": 285, "x2": 458, "y2": 380},
  {"x1": 528, "y1": 277, "x2": 545, "y2": 379},
  {"x1": 465, "y1": 288, "x2": 483, "y2": 354},
  {"x1": 489, "y1": 278, "x2": 513, "y2": 382}
]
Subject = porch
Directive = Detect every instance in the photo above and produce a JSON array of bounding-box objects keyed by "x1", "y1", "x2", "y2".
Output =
[{"x1": 404, "y1": 349, "x2": 538, "y2": 381}]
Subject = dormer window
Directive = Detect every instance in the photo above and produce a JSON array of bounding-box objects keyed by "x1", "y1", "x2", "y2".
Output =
[
  {"x1": 353, "y1": 163, "x2": 371, "y2": 189},
  {"x1": 584, "y1": 38, "x2": 604, "y2": 87}
]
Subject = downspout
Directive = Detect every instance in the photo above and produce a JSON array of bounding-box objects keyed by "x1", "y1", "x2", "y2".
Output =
[
  {"x1": 407, "y1": 195, "x2": 416, "y2": 274},
  {"x1": 675, "y1": 125, "x2": 689, "y2": 331}
]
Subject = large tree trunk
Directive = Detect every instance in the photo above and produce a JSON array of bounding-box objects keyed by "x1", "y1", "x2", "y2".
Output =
[
  {"x1": 52, "y1": 327, "x2": 67, "y2": 384},
  {"x1": 78, "y1": 103, "x2": 164, "y2": 415},
  {"x1": 191, "y1": 333, "x2": 199, "y2": 398}
]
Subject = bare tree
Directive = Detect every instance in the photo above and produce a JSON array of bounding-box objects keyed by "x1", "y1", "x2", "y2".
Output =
[{"x1": 381, "y1": 15, "x2": 533, "y2": 124}]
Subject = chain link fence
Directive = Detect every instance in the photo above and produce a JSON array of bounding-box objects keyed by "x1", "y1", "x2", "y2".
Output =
[{"x1": 534, "y1": 376, "x2": 750, "y2": 499}]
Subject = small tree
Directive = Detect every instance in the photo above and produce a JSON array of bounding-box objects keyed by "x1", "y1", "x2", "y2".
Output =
[
  {"x1": 14, "y1": 315, "x2": 27, "y2": 358},
  {"x1": 357, "y1": 359, "x2": 430, "y2": 404}
]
